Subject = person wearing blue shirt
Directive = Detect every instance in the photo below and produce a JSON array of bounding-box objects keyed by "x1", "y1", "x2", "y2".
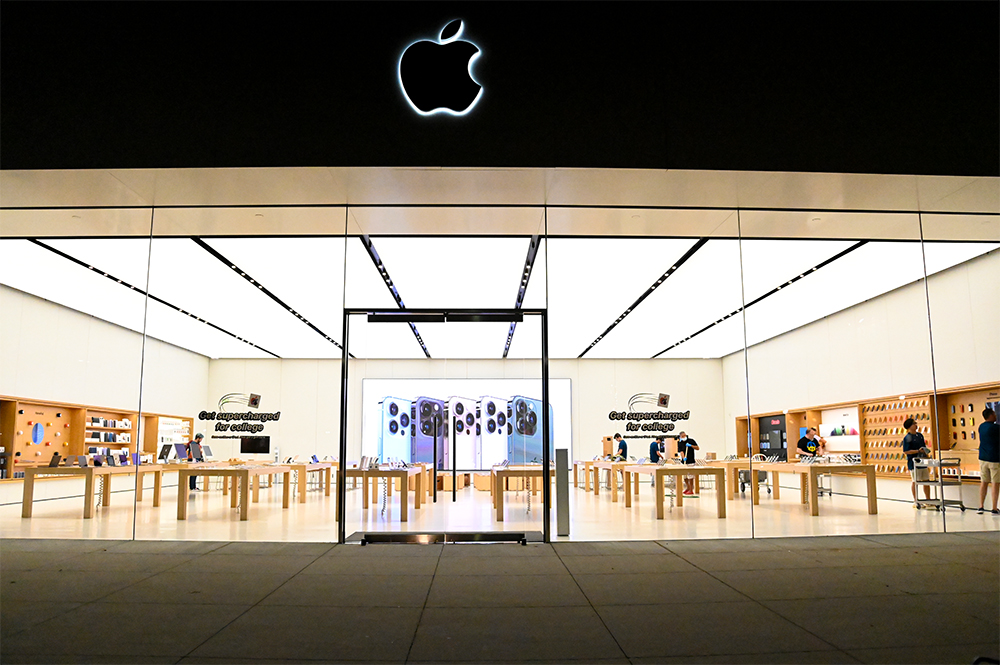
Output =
[
  {"x1": 677, "y1": 431, "x2": 699, "y2": 495},
  {"x1": 648, "y1": 436, "x2": 665, "y2": 485},
  {"x1": 902, "y1": 418, "x2": 931, "y2": 507},
  {"x1": 977, "y1": 407, "x2": 999, "y2": 515},
  {"x1": 613, "y1": 433, "x2": 627, "y2": 460}
]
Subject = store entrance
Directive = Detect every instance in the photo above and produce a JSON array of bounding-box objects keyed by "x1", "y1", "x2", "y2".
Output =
[{"x1": 336, "y1": 308, "x2": 552, "y2": 544}]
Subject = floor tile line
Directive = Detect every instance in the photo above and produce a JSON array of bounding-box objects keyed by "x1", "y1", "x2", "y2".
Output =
[
  {"x1": 170, "y1": 548, "x2": 331, "y2": 661},
  {"x1": 403, "y1": 544, "x2": 444, "y2": 664},
  {"x1": 551, "y1": 545, "x2": 632, "y2": 661},
  {"x1": 662, "y1": 547, "x2": 849, "y2": 655}
]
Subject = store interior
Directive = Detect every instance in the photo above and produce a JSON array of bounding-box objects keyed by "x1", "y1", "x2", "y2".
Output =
[{"x1": 1, "y1": 168, "x2": 997, "y2": 543}]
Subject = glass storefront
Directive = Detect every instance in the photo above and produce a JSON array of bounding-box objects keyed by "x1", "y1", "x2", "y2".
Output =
[{"x1": 1, "y1": 171, "x2": 997, "y2": 543}]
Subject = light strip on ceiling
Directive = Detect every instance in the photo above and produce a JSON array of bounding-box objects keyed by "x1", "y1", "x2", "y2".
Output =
[
  {"x1": 192, "y1": 238, "x2": 347, "y2": 353},
  {"x1": 29, "y1": 239, "x2": 279, "y2": 358},
  {"x1": 359, "y1": 235, "x2": 431, "y2": 358},
  {"x1": 652, "y1": 240, "x2": 868, "y2": 357},
  {"x1": 503, "y1": 234, "x2": 541, "y2": 358},
  {"x1": 578, "y1": 238, "x2": 709, "y2": 358}
]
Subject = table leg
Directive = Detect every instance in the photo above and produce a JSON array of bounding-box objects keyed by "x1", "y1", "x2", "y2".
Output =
[
  {"x1": 800, "y1": 473, "x2": 808, "y2": 504},
  {"x1": 252, "y1": 474, "x2": 260, "y2": 503},
  {"x1": 611, "y1": 469, "x2": 618, "y2": 503},
  {"x1": 496, "y1": 473, "x2": 504, "y2": 522},
  {"x1": 298, "y1": 469, "x2": 307, "y2": 503},
  {"x1": 400, "y1": 474, "x2": 408, "y2": 522},
  {"x1": 593, "y1": 467, "x2": 599, "y2": 495},
  {"x1": 231, "y1": 476, "x2": 239, "y2": 508},
  {"x1": 388, "y1": 475, "x2": 394, "y2": 496},
  {"x1": 715, "y1": 471, "x2": 726, "y2": 518},
  {"x1": 694, "y1": 475, "x2": 700, "y2": 494},
  {"x1": 153, "y1": 471, "x2": 162, "y2": 507},
  {"x1": 624, "y1": 471, "x2": 632, "y2": 508},
  {"x1": 806, "y1": 470, "x2": 818, "y2": 516},
  {"x1": 177, "y1": 472, "x2": 189, "y2": 520},
  {"x1": 283, "y1": 471, "x2": 291, "y2": 508},
  {"x1": 325, "y1": 467, "x2": 332, "y2": 496},
  {"x1": 371, "y1": 474, "x2": 378, "y2": 505},
  {"x1": 414, "y1": 471, "x2": 422, "y2": 509},
  {"x1": 21, "y1": 469, "x2": 36, "y2": 518},
  {"x1": 222, "y1": 474, "x2": 228, "y2": 495},
  {"x1": 655, "y1": 471, "x2": 665, "y2": 519},
  {"x1": 585, "y1": 464, "x2": 592, "y2": 492},
  {"x1": 573, "y1": 462, "x2": 579, "y2": 488},
  {"x1": 137, "y1": 471, "x2": 145, "y2": 501},
  {"x1": 362, "y1": 474, "x2": 369, "y2": 509},
  {"x1": 751, "y1": 467, "x2": 760, "y2": 505},
  {"x1": 102, "y1": 473, "x2": 112, "y2": 507},
  {"x1": 240, "y1": 474, "x2": 250, "y2": 520},
  {"x1": 866, "y1": 468, "x2": 879, "y2": 514},
  {"x1": 727, "y1": 467, "x2": 736, "y2": 500},
  {"x1": 676, "y1": 473, "x2": 684, "y2": 507}
]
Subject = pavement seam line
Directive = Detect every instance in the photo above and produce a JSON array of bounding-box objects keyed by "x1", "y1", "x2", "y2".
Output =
[
  {"x1": 552, "y1": 545, "x2": 631, "y2": 661},
  {"x1": 404, "y1": 545, "x2": 444, "y2": 663}
]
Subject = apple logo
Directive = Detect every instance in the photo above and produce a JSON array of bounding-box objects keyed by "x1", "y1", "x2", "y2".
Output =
[{"x1": 399, "y1": 19, "x2": 483, "y2": 116}]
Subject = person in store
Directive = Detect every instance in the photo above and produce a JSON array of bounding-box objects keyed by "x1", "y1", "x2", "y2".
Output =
[
  {"x1": 977, "y1": 407, "x2": 999, "y2": 515},
  {"x1": 677, "y1": 431, "x2": 699, "y2": 495},
  {"x1": 902, "y1": 418, "x2": 931, "y2": 507},
  {"x1": 796, "y1": 428, "x2": 827, "y2": 458},
  {"x1": 185, "y1": 433, "x2": 204, "y2": 492},
  {"x1": 648, "y1": 435, "x2": 666, "y2": 485},
  {"x1": 614, "y1": 433, "x2": 627, "y2": 460}
]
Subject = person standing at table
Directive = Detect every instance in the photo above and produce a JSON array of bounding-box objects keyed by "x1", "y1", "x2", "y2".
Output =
[
  {"x1": 796, "y1": 428, "x2": 826, "y2": 458},
  {"x1": 977, "y1": 407, "x2": 999, "y2": 515},
  {"x1": 677, "y1": 431, "x2": 699, "y2": 495},
  {"x1": 649, "y1": 435, "x2": 666, "y2": 485},
  {"x1": 902, "y1": 418, "x2": 931, "y2": 507},
  {"x1": 185, "y1": 433, "x2": 204, "y2": 492},
  {"x1": 614, "y1": 433, "x2": 627, "y2": 460}
]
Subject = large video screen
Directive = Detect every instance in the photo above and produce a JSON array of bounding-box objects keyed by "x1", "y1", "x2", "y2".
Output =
[{"x1": 361, "y1": 378, "x2": 572, "y2": 469}]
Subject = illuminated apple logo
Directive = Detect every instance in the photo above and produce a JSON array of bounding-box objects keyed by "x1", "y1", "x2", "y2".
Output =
[{"x1": 399, "y1": 19, "x2": 483, "y2": 116}]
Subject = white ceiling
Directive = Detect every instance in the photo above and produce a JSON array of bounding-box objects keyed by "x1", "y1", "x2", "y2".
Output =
[{"x1": 0, "y1": 235, "x2": 995, "y2": 360}]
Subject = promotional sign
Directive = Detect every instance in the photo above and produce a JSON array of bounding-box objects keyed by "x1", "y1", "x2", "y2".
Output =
[{"x1": 609, "y1": 392, "x2": 690, "y2": 434}]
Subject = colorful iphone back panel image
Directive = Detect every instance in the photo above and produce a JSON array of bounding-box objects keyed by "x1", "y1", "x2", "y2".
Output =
[
  {"x1": 478, "y1": 396, "x2": 508, "y2": 467},
  {"x1": 379, "y1": 397, "x2": 412, "y2": 463},
  {"x1": 447, "y1": 397, "x2": 479, "y2": 470},
  {"x1": 412, "y1": 397, "x2": 447, "y2": 469},
  {"x1": 508, "y1": 395, "x2": 554, "y2": 464}
]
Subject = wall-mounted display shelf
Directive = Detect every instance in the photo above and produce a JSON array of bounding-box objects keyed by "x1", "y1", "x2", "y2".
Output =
[
  {"x1": 141, "y1": 414, "x2": 194, "y2": 455},
  {"x1": 735, "y1": 381, "x2": 999, "y2": 483},
  {"x1": 0, "y1": 395, "x2": 193, "y2": 480}
]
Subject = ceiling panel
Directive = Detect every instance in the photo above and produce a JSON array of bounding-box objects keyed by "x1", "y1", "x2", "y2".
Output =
[
  {"x1": 546, "y1": 238, "x2": 698, "y2": 358},
  {"x1": 44, "y1": 238, "x2": 153, "y2": 289},
  {"x1": 738, "y1": 239, "x2": 856, "y2": 302},
  {"x1": 415, "y1": 321, "x2": 512, "y2": 359},
  {"x1": 0, "y1": 208, "x2": 153, "y2": 238},
  {"x1": 505, "y1": 315, "x2": 543, "y2": 360},
  {"x1": 364, "y1": 237, "x2": 530, "y2": 309},
  {"x1": 589, "y1": 240, "x2": 745, "y2": 358},
  {"x1": 348, "y1": 207, "x2": 543, "y2": 236},
  {"x1": 546, "y1": 207, "x2": 737, "y2": 238},
  {"x1": 346, "y1": 318, "x2": 426, "y2": 359},
  {"x1": 142, "y1": 300, "x2": 272, "y2": 359}
]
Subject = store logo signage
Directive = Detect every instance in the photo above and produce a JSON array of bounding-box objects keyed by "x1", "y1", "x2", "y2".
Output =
[
  {"x1": 399, "y1": 19, "x2": 483, "y2": 116},
  {"x1": 608, "y1": 393, "x2": 690, "y2": 433}
]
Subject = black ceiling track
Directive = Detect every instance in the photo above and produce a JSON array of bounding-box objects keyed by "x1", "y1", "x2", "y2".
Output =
[
  {"x1": 192, "y1": 238, "x2": 349, "y2": 356},
  {"x1": 652, "y1": 240, "x2": 869, "y2": 357},
  {"x1": 578, "y1": 238, "x2": 709, "y2": 358},
  {"x1": 360, "y1": 235, "x2": 431, "y2": 358},
  {"x1": 28, "y1": 239, "x2": 279, "y2": 358},
  {"x1": 503, "y1": 234, "x2": 541, "y2": 358}
]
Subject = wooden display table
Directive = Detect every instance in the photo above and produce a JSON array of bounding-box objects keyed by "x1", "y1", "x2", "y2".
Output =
[
  {"x1": 573, "y1": 460, "x2": 596, "y2": 491},
  {"x1": 753, "y1": 461, "x2": 878, "y2": 516},
  {"x1": 706, "y1": 458, "x2": 753, "y2": 500},
  {"x1": 491, "y1": 465, "x2": 555, "y2": 522},
  {"x1": 591, "y1": 461, "x2": 636, "y2": 502},
  {"x1": 177, "y1": 465, "x2": 291, "y2": 521},
  {"x1": 344, "y1": 466, "x2": 424, "y2": 522},
  {"x1": 21, "y1": 464, "x2": 165, "y2": 519},
  {"x1": 623, "y1": 464, "x2": 727, "y2": 519},
  {"x1": 285, "y1": 462, "x2": 333, "y2": 503}
]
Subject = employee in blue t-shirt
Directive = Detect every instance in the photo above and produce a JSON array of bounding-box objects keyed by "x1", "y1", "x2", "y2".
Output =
[
  {"x1": 902, "y1": 418, "x2": 931, "y2": 507},
  {"x1": 977, "y1": 407, "x2": 999, "y2": 515},
  {"x1": 614, "y1": 433, "x2": 627, "y2": 460}
]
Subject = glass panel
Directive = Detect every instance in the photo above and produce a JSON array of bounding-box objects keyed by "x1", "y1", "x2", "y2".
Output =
[
  {"x1": 138, "y1": 207, "x2": 345, "y2": 542},
  {"x1": 921, "y1": 213, "x2": 1000, "y2": 526},
  {"x1": 546, "y1": 208, "x2": 751, "y2": 541},
  {"x1": 740, "y1": 208, "x2": 940, "y2": 537},
  {"x1": 0, "y1": 215, "x2": 150, "y2": 541}
]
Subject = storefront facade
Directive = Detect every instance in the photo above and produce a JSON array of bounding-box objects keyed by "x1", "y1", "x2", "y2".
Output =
[{"x1": 1, "y1": 4, "x2": 997, "y2": 544}]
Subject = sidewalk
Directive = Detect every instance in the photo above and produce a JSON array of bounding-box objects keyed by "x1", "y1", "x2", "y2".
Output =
[{"x1": 2, "y1": 531, "x2": 997, "y2": 664}]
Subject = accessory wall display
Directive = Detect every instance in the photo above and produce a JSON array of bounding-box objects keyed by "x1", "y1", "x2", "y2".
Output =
[{"x1": 860, "y1": 397, "x2": 933, "y2": 477}]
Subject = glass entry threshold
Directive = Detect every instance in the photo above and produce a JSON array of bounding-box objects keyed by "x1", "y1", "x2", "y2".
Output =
[{"x1": 337, "y1": 307, "x2": 552, "y2": 545}]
